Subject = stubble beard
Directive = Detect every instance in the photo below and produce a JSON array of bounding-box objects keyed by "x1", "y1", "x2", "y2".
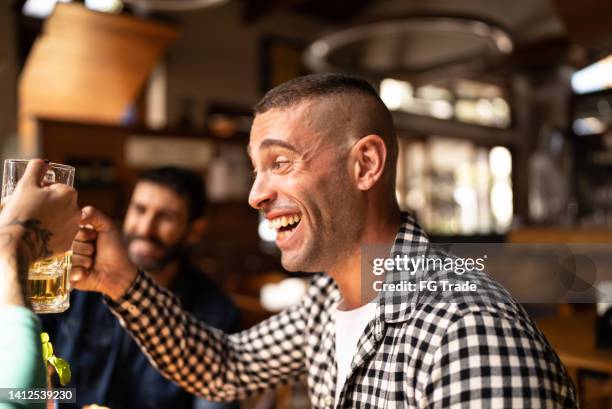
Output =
[{"x1": 281, "y1": 175, "x2": 363, "y2": 274}]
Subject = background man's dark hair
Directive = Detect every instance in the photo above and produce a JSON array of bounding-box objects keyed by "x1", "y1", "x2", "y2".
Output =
[
  {"x1": 254, "y1": 73, "x2": 384, "y2": 114},
  {"x1": 137, "y1": 166, "x2": 207, "y2": 221}
]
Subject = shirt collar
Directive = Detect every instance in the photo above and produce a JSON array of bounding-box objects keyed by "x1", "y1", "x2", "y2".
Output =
[
  {"x1": 324, "y1": 211, "x2": 430, "y2": 327},
  {"x1": 378, "y1": 211, "x2": 430, "y2": 324}
]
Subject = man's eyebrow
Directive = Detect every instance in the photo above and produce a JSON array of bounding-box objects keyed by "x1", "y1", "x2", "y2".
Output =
[
  {"x1": 256, "y1": 138, "x2": 300, "y2": 153},
  {"x1": 130, "y1": 200, "x2": 179, "y2": 214}
]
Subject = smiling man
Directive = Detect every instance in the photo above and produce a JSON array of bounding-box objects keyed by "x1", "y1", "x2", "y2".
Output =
[
  {"x1": 43, "y1": 167, "x2": 239, "y2": 409},
  {"x1": 71, "y1": 74, "x2": 577, "y2": 408}
]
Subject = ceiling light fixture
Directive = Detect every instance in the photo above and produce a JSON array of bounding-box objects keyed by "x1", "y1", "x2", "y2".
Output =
[
  {"x1": 122, "y1": 0, "x2": 228, "y2": 12},
  {"x1": 304, "y1": 17, "x2": 514, "y2": 81}
]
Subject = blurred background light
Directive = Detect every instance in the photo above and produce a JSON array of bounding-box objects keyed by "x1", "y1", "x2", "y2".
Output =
[
  {"x1": 573, "y1": 116, "x2": 607, "y2": 136},
  {"x1": 258, "y1": 214, "x2": 277, "y2": 243},
  {"x1": 571, "y1": 54, "x2": 612, "y2": 94},
  {"x1": 380, "y1": 78, "x2": 412, "y2": 111},
  {"x1": 23, "y1": 0, "x2": 71, "y2": 19},
  {"x1": 85, "y1": 0, "x2": 123, "y2": 13},
  {"x1": 489, "y1": 146, "x2": 512, "y2": 178}
]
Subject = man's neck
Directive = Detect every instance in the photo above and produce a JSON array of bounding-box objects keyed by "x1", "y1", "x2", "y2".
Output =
[
  {"x1": 331, "y1": 205, "x2": 402, "y2": 311},
  {"x1": 148, "y1": 261, "x2": 180, "y2": 289}
]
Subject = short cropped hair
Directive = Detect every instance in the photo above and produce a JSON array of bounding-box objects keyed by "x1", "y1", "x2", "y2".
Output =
[
  {"x1": 254, "y1": 73, "x2": 398, "y2": 191},
  {"x1": 137, "y1": 166, "x2": 207, "y2": 221},
  {"x1": 254, "y1": 73, "x2": 383, "y2": 114}
]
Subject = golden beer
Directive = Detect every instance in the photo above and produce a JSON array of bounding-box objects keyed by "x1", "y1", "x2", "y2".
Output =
[
  {"x1": 2, "y1": 159, "x2": 75, "y2": 313},
  {"x1": 28, "y1": 251, "x2": 72, "y2": 313}
]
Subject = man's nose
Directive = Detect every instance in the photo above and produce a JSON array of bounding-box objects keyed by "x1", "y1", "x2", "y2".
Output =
[
  {"x1": 135, "y1": 213, "x2": 156, "y2": 237},
  {"x1": 248, "y1": 173, "x2": 276, "y2": 210}
]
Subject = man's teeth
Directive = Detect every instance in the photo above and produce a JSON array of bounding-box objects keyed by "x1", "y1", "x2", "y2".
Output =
[
  {"x1": 268, "y1": 214, "x2": 301, "y2": 230},
  {"x1": 277, "y1": 229, "x2": 292, "y2": 239}
]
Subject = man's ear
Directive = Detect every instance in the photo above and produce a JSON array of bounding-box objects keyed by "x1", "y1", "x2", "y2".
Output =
[
  {"x1": 351, "y1": 134, "x2": 387, "y2": 191},
  {"x1": 185, "y1": 217, "x2": 207, "y2": 245}
]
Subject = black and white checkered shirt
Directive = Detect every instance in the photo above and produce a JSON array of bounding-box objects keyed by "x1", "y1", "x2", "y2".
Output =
[{"x1": 106, "y1": 213, "x2": 577, "y2": 408}]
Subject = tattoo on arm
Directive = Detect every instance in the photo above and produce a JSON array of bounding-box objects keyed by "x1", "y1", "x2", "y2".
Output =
[
  {"x1": 0, "y1": 220, "x2": 48, "y2": 307},
  {"x1": 5, "y1": 249, "x2": 31, "y2": 307},
  {"x1": 5, "y1": 219, "x2": 54, "y2": 261}
]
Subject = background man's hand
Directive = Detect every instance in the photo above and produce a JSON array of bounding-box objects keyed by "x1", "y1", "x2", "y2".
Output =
[
  {"x1": 0, "y1": 159, "x2": 80, "y2": 261},
  {"x1": 70, "y1": 206, "x2": 138, "y2": 300}
]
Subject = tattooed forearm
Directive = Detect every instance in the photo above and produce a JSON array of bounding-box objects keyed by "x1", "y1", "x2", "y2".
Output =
[
  {"x1": 0, "y1": 219, "x2": 52, "y2": 307},
  {"x1": 0, "y1": 226, "x2": 33, "y2": 307},
  {"x1": 4, "y1": 219, "x2": 53, "y2": 262},
  {"x1": 3, "y1": 252, "x2": 30, "y2": 307}
]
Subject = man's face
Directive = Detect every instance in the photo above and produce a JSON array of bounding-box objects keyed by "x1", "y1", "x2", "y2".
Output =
[
  {"x1": 123, "y1": 181, "x2": 191, "y2": 272},
  {"x1": 248, "y1": 101, "x2": 363, "y2": 273}
]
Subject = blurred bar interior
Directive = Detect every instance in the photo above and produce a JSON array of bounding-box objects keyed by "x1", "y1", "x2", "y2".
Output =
[{"x1": 3, "y1": 0, "x2": 612, "y2": 407}]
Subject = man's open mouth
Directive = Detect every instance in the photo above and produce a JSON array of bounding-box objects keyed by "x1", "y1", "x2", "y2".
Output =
[{"x1": 268, "y1": 214, "x2": 301, "y2": 240}]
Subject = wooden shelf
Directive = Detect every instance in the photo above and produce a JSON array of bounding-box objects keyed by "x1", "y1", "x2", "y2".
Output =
[{"x1": 509, "y1": 227, "x2": 612, "y2": 243}]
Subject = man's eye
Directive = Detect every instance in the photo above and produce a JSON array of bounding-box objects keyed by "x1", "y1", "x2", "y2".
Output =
[{"x1": 272, "y1": 161, "x2": 290, "y2": 172}]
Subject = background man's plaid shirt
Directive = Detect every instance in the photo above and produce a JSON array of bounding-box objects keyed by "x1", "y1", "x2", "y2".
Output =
[{"x1": 106, "y1": 212, "x2": 577, "y2": 408}]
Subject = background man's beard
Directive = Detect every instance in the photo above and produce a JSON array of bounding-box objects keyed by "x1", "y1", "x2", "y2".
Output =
[{"x1": 123, "y1": 234, "x2": 186, "y2": 273}]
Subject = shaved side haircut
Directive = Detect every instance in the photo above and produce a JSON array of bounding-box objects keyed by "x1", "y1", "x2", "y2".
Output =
[{"x1": 254, "y1": 73, "x2": 398, "y2": 192}]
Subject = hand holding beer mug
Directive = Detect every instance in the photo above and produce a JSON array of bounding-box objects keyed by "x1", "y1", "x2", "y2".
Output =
[{"x1": 1, "y1": 159, "x2": 79, "y2": 313}]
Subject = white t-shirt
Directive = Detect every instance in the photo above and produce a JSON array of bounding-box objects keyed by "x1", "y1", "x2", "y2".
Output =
[{"x1": 334, "y1": 301, "x2": 378, "y2": 405}]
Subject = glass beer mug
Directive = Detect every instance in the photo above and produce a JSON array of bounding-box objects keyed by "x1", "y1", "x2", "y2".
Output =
[{"x1": 1, "y1": 159, "x2": 75, "y2": 313}]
